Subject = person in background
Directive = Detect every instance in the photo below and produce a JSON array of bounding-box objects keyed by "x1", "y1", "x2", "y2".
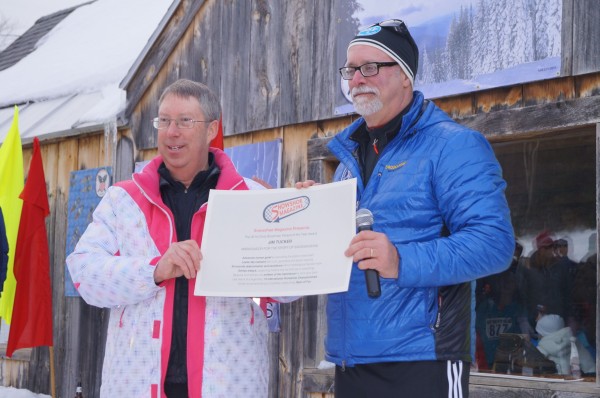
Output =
[
  {"x1": 553, "y1": 237, "x2": 578, "y2": 281},
  {"x1": 67, "y1": 79, "x2": 282, "y2": 398},
  {"x1": 476, "y1": 241, "x2": 523, "y2": 312},
  {"x1": 0, "y1": 208, "x2": 8, "y2": 292},
  {"x1": 517, "y1": 231, "x2": 573, "y2": 339},
  {"x1": 572, "y1": 233, "x2": 597, "y2": 356},
  {"x1": 475, "y1": 241, "x2": 523, "y2": 369},
  {"x1": 554, "y1": 238, "x2": 569, "y2": 258},
  {"x1": 297, "y1": 19, "x2": 514, "y2": 397}
]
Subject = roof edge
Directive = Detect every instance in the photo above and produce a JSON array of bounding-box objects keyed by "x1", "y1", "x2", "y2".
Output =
[{"x1": 119, "y1": 0, "x2": 181, "y2": 90}]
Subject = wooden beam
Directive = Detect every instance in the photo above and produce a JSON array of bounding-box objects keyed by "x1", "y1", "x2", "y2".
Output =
[
  {"x1": 306, "y1": 135, "x2": 335, "y2": 163},
  {"x1": 457, "y1": 96, "x2": 600, "y2": 139},
  {"x1": 307, "y1": 95, "x2": 600, "y2": 161}
]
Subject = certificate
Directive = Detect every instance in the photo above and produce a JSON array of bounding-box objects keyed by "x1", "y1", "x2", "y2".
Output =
[{"x1": 194, "y1": 179, "x2": 357, "y2": 297}]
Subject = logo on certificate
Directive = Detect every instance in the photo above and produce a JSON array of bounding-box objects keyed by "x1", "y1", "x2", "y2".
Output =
[{"x1": 263, "y1": 196, "x2": 310, "y2": 223}]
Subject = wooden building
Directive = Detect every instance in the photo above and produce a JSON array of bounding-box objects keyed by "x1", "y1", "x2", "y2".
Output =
[{"x1": 1, "y1": 0, "x2": 599, "y2": 397}]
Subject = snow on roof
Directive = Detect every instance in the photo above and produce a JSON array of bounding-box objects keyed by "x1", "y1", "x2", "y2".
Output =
[
  {"x1": 0, "y1": 3, "x2": 86, "y2": 72},
  {"x1": 0, "y1": 0, "x2": 173, "y2": 144}
]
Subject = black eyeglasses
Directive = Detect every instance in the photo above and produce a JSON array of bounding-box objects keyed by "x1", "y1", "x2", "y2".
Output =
[
  {"x1": 369, "y1": 19, "x2": 409, "y2": 35},
  {"x1": 339, "y1": 62, "x2": 398, "y2": 80}
]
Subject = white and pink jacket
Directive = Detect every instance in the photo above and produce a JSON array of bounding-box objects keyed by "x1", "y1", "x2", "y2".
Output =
[{"x1": 67, "y1": 149, "x2": 270, "y2": 398}]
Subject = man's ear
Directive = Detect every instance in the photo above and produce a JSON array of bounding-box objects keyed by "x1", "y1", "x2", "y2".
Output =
[
  {"x1": 402, "y1": 73, "x2": 412, "y2": 89},
  {"x1": 206, "y1": 120, "x2": 218, "y2": 143}
]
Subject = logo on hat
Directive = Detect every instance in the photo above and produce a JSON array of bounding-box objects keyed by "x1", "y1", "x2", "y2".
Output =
[{"x1": 357, "y1": 25, "x2": 382, "y2": 36}]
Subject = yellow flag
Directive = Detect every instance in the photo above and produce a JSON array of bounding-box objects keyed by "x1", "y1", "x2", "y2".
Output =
[{"x1": 0, "y1": 106, "x2": 24, "y2": 324}]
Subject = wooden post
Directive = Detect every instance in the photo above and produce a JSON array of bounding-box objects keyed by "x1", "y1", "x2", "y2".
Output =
[{"x1": 49, "y1": 346, "x2": 56, "y2": 398}]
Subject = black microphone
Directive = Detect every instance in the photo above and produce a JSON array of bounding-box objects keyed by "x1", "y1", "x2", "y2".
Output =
[{"x1": 356, "y1": 208, "x2": 381, "y2": 298}]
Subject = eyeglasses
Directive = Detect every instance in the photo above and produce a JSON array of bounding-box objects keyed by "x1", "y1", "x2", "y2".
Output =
[
  {"x1": 339, "y1": 62, "x2": 398, "y2": 80},
  {"x1": 152, "y1": 117, "x2": 211, "y2": 129},
  {"x1": 369, "y1": 19, "x2": 409, "y2": 35}
]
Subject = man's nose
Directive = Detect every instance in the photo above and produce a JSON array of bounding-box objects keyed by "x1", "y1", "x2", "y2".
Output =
[
  {"x1": 166, "y1": 120, "x2": 181, "y2": 135},
  {"x1": 351, "y1": 70, "x2": 368, "y2": 85}
]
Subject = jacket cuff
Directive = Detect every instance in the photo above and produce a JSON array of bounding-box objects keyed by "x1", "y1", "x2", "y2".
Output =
[{"x1": 149, "y1": 256, "x2": 167, "y2": 287}]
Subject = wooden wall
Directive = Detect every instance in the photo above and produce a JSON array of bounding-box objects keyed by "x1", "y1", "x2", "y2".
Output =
[
  {"x1": 0, "y1": 132, "x2": 118, "y2": 397},
  {"x1": 3, "y1": 0, "x2": 600, "y2": 397},
  {"x1": 562, "y1": 0, "x2": 600, "y2": 76},
  {"x1": 123, "y1": 0, "x2": 361, "y2": 152},
  {"x1": 122, "y1": 0, "x2": 600, "y2": 152}
]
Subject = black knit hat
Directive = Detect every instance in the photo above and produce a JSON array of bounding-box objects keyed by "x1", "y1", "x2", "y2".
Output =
[{"x1": 349, "y1": 20, "x2": 419, "y2": 85}]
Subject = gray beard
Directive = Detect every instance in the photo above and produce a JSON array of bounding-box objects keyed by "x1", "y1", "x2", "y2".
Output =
[{"x1": 352, "y1": 96, "x2": 383, "y2": 116}]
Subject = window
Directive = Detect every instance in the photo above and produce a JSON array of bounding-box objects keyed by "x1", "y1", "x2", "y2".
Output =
[{"x1": 474, "y1": 130, "x2": 596, "y2": 380}]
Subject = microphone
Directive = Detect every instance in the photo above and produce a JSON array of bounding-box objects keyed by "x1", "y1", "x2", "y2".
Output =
[{"x1": 356, "y1": 208, "x2": 381, "y2": 298}]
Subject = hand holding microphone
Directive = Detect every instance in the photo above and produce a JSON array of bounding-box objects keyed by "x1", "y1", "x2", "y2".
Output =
[{"x1": 355, "y1": 208, "x2": 381, "y2": 298}]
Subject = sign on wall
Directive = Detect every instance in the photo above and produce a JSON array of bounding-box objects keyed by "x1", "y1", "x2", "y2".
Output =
[
  {"x1": 336, "y1": 0, "x2": 562, "y2": 114},
  {"x1": 224, "y1": 138, "x2": 282, "y2": 189},
  {"x1": 64, "y1": 167, "x2": 112, "y2": 297}
]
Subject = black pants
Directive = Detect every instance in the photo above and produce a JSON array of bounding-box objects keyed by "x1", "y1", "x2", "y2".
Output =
[
  {"x1": 164, "y1": 382, "x2": 187, "y2": 398},
  {"x1": 335, "y1": 360, "x2": 469, "y2": 398}
]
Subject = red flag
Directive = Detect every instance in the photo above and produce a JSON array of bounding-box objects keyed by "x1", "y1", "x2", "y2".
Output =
[
  {"x1": 6, "y1": 137, "x2": 52, "y2": 357},
  {"x1": 210, "y1": 115, "x2": 224, "y2": 150}
]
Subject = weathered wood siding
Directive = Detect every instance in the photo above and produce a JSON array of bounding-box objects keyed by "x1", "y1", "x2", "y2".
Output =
[
  {"x1": 4, "y1": 1, "x2": 600, "y2": 397},
  {"x1": 562, "y1": 0, "x2": 600, "y2": 76},
  {"x1": 124, "y1": 0, "x2": 360, "y2": 151},
  {"x1": 0, "y1": 131, "x2": 118, "y2": 397},
  {"x1": 123, "y1": 0, "x2": 600, "y2": 152}
]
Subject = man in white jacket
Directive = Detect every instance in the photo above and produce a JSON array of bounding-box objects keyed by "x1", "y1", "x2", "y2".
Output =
[{"x1": 67, "y1": 79, "x2": 275, "y2": 397}]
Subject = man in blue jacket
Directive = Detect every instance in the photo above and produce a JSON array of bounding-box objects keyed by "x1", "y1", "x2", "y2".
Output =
[{"x1": 298, "y1": 19, "x2": 514, "y2": 397}]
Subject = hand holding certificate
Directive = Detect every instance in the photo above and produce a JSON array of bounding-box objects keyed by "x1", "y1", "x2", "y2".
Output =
[{"x1": 194, "y1": 179, "x2": 357, "y2": 297}]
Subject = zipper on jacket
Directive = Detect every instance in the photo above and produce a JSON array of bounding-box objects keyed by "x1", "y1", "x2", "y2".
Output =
[
  {"x1": 133, "y1": 176, "x2": 175, "y2": 244},
  {"x1": 434, "y1": 294, "x2": 443, "y2": 331}
]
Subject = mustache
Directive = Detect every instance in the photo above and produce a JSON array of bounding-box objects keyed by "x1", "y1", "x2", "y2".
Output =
[{"x1": 351, "y1": 85, "x2": 379, "y2": 98}]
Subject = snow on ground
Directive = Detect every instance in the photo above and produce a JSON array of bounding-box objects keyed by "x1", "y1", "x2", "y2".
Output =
[{"x1": 0, "y1": 386, "x2": 50, "y2": 398}]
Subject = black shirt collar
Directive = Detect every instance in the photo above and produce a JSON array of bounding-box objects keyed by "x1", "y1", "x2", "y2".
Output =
[
  {"x1": 350, "y1": 99, "x2": 414, "y2": 185},
  {"x1": 350, "y1": 97, "x2": 414, "y2": 149},
  {"x1": 158, "y1": 152, "x2": 218, "y2": 192}
]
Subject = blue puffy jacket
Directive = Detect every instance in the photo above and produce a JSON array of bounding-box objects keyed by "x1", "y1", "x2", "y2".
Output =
[{"x1": 326, "y1": 91, "x2": 514, "y2": 367}]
